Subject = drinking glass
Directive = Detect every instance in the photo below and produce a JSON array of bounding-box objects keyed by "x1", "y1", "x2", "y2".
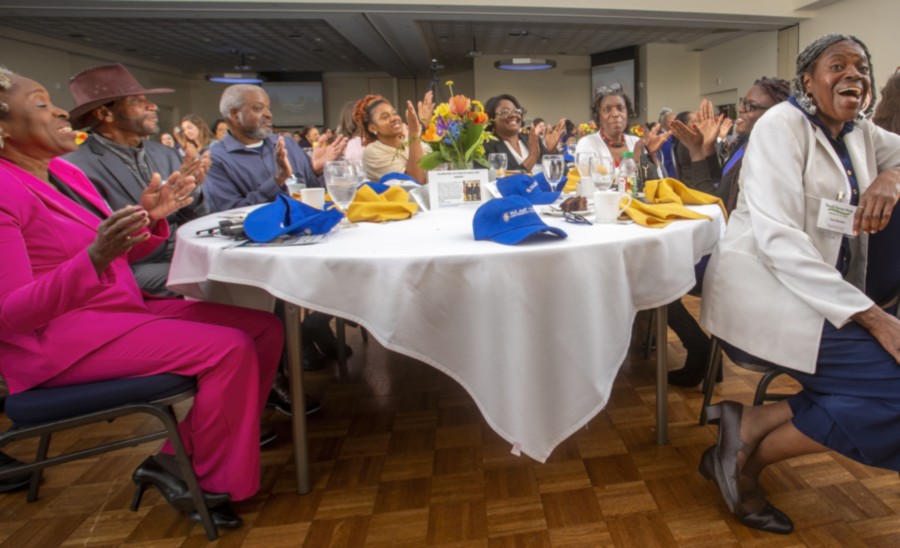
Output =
[
  {"x1": 589, "y1": 156, "x2": 615, "y2": 192},
  {"x1": 565, "y1": 142, "x2": 577, "y2": 158},
  {"x1": 575, "y1": 152, "x2": 596, "y2": 179},
  {"x1": 488, "y1": 153, "x2": 508, "y2": 179},
  {"x1": 324, "y1": 161, "x2": 359, "y2": 229},
  {"x1": 541, "y1": 155, "x2": 565, "y2": 192}
]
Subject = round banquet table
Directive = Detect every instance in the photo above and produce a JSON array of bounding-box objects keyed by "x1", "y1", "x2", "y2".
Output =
[{"x1": 169, "y1": 203, "x2": 725, "y2": 489}]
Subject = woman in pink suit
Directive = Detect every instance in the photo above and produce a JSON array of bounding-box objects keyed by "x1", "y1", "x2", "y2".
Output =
[{"x1": 0, "y1": 68, "x2": 282, "y2": 529}]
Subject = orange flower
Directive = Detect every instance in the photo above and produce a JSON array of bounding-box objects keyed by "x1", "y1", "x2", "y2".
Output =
[
  {"x1": 74, "y1": 131, "x2": 88, "y2": 145},
  {"x1": 421, "y1": 123, "x2": 443, "y2": 143},
  {"x1": 468, "y1": 111, "x2": 488, "y2": 125},
  {"x1": 448, "y1": 95, "x2": 471, "y2": 116}
]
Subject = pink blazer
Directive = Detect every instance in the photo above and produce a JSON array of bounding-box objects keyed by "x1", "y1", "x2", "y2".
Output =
[{"x1": 0, "y1": 158, "x2": 170, "y2": 393}]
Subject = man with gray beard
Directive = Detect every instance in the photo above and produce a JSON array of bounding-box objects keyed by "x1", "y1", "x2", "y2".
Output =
[{"x1": 203, "y1": 84, "x2": 345, "y2": 212}]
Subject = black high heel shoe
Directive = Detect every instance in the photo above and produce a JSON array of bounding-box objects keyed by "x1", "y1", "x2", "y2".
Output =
[
  {"x1": 698, "y1": 446, "x2": 794, "y2": 534},
  {"x1": 189, "y1": 502, "x2": 244, "y2": 529},
  {"x1": 130, "y1": 456, "x2": 230, "y2": 513}
]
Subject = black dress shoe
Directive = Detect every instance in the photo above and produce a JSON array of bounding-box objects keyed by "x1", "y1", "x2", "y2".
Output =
[
  {"x1": 317, "y1": 341, "x2": 353, "y2": 360},
  {"x1": 668, "y1": 346, "x2": 716, "y2": 387},
  {"x1": 267, "y1": 375, "x2": 293, "y2": 416},
  {"x1": 130, "y1": 456, "x2": 230, "y2": 512},
  {"x1": 699, "y1": 446, "x2": 793, "y2": 534},
  {"x1": 0, "y1": 452, "x2": 32, "y2": 494},
  {"x1": 189, "y1": 502, "x2": 244, "y2": 529}
]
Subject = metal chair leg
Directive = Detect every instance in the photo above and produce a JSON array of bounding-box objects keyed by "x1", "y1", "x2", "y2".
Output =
[
  {"x1": 27, "y1": 433, "x2": 51, "y2": 502},
  {"x1": 157, "y1": 405, "x2": 218, "y2": 541},
  {"x1": 754, "y1": 368, "x2": 787, "y2": 406},
  {"x1": 335, "y1": 318, "x2": 348, "y2": 368},
  {"x1": 699, "y1": 339, "x2": 722, "y2": 425}
]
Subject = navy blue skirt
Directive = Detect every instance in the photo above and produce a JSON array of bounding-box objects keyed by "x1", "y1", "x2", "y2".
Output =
[{"x1": 787, "y1": 304, "x2": 900, "y2": 471}]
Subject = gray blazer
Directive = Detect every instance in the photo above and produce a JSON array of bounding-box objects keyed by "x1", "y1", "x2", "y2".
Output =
[{"x1": 63, "y1": 135, "x2": 207, "y2": 274}]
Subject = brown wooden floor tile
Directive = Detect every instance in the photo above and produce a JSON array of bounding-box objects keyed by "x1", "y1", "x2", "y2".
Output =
[
  {"x1": 484, "y1": 465, "x2": 539, "y2": 501},
  {"x1": 364, "y1": 508, "x2": 429, "y2": 547},
  {"x1": 380, "y1": 450, "x2": 435, "y2": 481},
  {"x1": 434, "y1": 446, "x2": 482, "y2": 476},
  {"x1": 547, "y1": 523, "x2": 613, "y2": 547},
  {"x1": 241, "y1": 523, "x2": 310, "y2": 547},
  {"x1": 541, "y1": 489, "x2": 603, "y2": 528},
  {"x1": 373, "y1": 477, "x2": 431, "y2": 513},
  {"x1": 534, "y1": 460, "x2": 592, "y2": 494},
  {"x1": 430, "y1": 472, "x2": 486, "y2": 504},
  {"x1": 594, "y1": 480, "x2": 658, "y2": 517},
  {"x1": 427, "y1": 500, "x2": 488, "y2": 543},
  {"x1": 485, "y1": 496, "x2": 547, "y2": 538},
  {"x1": 302, "y1": 515, "x2": 369, "y2": 547},
  {"x1": 314, "y1": 486, "x2": 377, "y2": 520},
  {"x1": 487, "y1": 529, "x2": 552, "y2": 547},
  {"x1": 325, "y1": 456, "x2": 385, "y2": 490}
]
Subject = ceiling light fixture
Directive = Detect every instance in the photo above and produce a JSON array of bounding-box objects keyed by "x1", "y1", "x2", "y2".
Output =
[
  {"x1": 494, "y1": 58, "x2": 557, "y2": 71},
  {"x1": 206, "y1": 72, "x2": 265, "y2": 84}
]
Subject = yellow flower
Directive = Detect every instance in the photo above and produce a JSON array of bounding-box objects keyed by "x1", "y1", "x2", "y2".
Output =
[
  {"x1": 75, "y1": 131, "x2": 88, "y2": 145},
  {"x1": 471, "y1": 100, "x2": 484, "y2": 112},
  {"x1": 445, "y1": 80, "x2": 454, "y2": 87},
  {"x1": 434, "y1": 103, "x2": 451, "y2": 119}
]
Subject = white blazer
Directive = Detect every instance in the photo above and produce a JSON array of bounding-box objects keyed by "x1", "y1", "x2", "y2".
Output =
[{"x1": 700, "y1": 102, "x2": 900, "y2": 373}]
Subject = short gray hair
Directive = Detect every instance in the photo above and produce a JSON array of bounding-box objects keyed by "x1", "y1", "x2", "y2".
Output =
[
  {"x1": 219, "y1": 84, "x2": 263, "y2": 118},
  {"x1": 0, "y1": 66, "x2": 17, "y2": 120},
  {"x1": 657, "y1": 107, "x2": 673, "y2": 125}
]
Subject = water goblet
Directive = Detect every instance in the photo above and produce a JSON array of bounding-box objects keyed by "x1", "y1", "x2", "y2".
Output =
[
  {"x1": 589, "y1": 156, "x2": 615, "y2": 192},
  {"x1": 488, "y1": 153, "x2": 508, "y2": 179},
  {"x1": 541, "y1": 155, "x2": 565, "y2": 192},
  {"x1": 575, "y1": 152, "x2": 596, "y2": 179},
  {"x1": 324, "y1": 161, "x2": 359, "y2": 229}
]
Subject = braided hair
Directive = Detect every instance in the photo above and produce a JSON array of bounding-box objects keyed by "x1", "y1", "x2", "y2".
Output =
[
  {"x1": 791, "y1": 34, "x2": 875, "y2": 118},
  {"x1": 353, "y1": 94, "x2": 390, "y2": 145},
  {"x1": 0, "y1": 66, "x2": 16, "y2": 121},
  {"x1": 754, "y1": 76, "x2": 791, "y2": 104}
]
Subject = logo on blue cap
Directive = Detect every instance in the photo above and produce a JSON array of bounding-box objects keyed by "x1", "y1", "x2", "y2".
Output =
[
  {"x1": 244, "y1": 194, "x2": 343, "y2": 242},
  {"x1": 473, "y1": 196, "x2": 567, "y2": 245}
]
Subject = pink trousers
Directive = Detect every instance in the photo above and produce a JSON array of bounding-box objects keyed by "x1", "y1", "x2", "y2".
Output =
[{"x1": 43, "y1": 299, "x2": 283, "y2": 501}]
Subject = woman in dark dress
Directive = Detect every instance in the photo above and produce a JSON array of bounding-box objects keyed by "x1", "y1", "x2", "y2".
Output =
[{"x1": 482, "y1": 94, "x2": 565, "y2": 174}]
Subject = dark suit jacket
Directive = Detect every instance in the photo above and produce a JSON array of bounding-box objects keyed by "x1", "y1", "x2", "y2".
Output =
[
  {"x1": 63, "y1": 136, "x2": 207, "y2": 287},
  {"x1": 482, "y1": 133, "x2": 547, "y2": 173}
]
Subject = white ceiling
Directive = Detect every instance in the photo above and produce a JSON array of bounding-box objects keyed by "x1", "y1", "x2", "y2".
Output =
[{"x1": 0, "y1": 2, "x2": 805, "y2": 77}]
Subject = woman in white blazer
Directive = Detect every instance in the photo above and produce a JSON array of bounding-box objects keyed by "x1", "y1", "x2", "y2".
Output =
[{"x1": 699, "y1": 34, "x2": 900, "y2": 534}]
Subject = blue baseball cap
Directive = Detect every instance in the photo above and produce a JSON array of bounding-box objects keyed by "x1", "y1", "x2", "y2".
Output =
[
  {"x1": 244, "y1": 194, "x2": 343, "y2": 242},
  {"x1": 496, "y1": 173, "x2": 560, "y2": 205},
  {"x1": 473, "y1": 196, "x2": 567, "y2": 245}
]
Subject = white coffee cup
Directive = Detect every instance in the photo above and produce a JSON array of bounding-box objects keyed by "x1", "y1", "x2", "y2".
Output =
[
  {"x1": 593, "y1": 190, "x2": 632, "y2": 223},
  {"x1": 300, "y1": 187, "x2": 326, "y2": 210}
]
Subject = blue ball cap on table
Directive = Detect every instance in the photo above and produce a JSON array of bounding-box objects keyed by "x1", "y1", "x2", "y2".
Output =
[
  {"x1": 473, "y1": 195, "x2": 567, "y2": 245},
  {"x1": 496, "y1": 173, "x2": 561, "y2": 205},
  {"x1": 244, "y1": 194, "x2": 343, "y2": 242}
]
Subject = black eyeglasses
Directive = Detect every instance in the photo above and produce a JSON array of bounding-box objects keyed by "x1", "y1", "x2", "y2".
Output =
[
  {"x1": 564, "y1": 211, "x2": 592, "y2": 225},
  {"x1": 496, "y1": 108, "x2": 524, "y2": 118},
  {"x1": 739, "y1": 98, "x2": 770, "y2": 114}
]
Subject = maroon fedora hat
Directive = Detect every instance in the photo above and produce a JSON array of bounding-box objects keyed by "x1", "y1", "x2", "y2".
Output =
[{"x1": 68, "y1": 63, "x2": 174, "y2": 129}]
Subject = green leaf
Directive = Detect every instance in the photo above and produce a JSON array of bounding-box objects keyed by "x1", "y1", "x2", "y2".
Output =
[{"x1": 419, "y1": 150, "x2": 447, "y2": 171}]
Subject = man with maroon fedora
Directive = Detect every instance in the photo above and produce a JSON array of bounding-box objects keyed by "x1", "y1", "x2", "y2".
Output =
[{"x1": 64, "y1": 63, "x2": 209, "y2": 296}]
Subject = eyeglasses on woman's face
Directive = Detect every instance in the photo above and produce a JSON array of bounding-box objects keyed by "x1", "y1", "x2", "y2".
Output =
[
  {"x1": 496, "y1": 107, "x2": 524, "y2": 118},
  {"x1": 738, "y1": 98, "x2": 770, "y2": 114}
]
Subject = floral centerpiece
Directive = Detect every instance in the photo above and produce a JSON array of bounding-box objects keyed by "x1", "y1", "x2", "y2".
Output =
[
  {"x1": 419, "y1": 81, "x2": 493, "y2": 170},
  {"x1": 577, "y1": 121, "x2": 597, "y2": 136},
  {"x1": 628, "y1": 124, "x2": 646, "y2": 138}
]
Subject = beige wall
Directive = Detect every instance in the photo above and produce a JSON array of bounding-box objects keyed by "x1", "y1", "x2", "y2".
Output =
[
  {"x1": 473, "y1": 55, "x2": 592, "y2": 126},
  {"x1": 797, "y1": 0, "x2": 899, "y2": 94},
  {"x1": 698, "y1": 31, "x2": 779, "y2": 101},
  {"x1": 642, "y1": 43, "x2": 701, "y2": 124}
]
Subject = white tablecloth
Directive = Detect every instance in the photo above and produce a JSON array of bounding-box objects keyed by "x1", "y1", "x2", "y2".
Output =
[{"x1": 169, "y1": 204, "x2": 725, "y2": 462}]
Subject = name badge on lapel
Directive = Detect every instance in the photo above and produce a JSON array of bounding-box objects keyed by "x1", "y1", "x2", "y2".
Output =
[{"x1": 817, "y1": 198, "x2": 857, "y2": 236}]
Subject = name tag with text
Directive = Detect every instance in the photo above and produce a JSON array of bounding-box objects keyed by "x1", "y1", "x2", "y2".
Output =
[{"x1": 817, "y1": 199, "x2": 857, "y2": 236}]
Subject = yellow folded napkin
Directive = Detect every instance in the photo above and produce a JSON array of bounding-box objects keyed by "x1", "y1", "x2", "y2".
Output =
[
  {"x1": 623, "y1": 178, "x2": 726, "y2": 228},
  {"x1": 563, "y1": 167, "x2": 580, "y2": 194},
  {"x1": 342, "y1": 184, "x2": 418, "y2": 223}
]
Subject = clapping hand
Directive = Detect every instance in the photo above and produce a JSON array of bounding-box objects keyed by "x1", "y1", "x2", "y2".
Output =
[
  {"x1": 140, "y1": 171, "x2": 197, "y2": 221},
  {"x1": 311, "y1": 134, "x2": 349, "y2": 174},
  {"x1": 417, "y1": 90, "x2": 435, "y2": 124},
  {"x1": 544, "y1": 118, "x2": 567, "y2": 156},
  {"x1": 694, "y1": 99, "x2": 725, "y2": 157},
  {"x1": 177, "y1": 150, "x2": 210, "y2": 186},
  {"x1": 274, "y1": 136, "x2": 293, "y2": 186},
  {"x1": 87, "y1": 206, "x2": 150, "y2": 274},
  {"x1": 640, "y1": 123, "x2": 671, "y2": 156}
]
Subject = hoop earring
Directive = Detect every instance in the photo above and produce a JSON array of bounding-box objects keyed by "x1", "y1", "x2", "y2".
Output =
[{"x1": 796, "y1": 93, "x2": 817, "y2": 116}]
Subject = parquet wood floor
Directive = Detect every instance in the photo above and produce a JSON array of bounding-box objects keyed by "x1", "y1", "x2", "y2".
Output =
[{"x1": 2, "y1": 297, "x2": 899, "y2": 546}]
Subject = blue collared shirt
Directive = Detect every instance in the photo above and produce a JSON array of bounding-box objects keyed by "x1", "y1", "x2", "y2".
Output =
[{"x1": 204, "y1": 132, "x2": 323, "y2": 212}]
